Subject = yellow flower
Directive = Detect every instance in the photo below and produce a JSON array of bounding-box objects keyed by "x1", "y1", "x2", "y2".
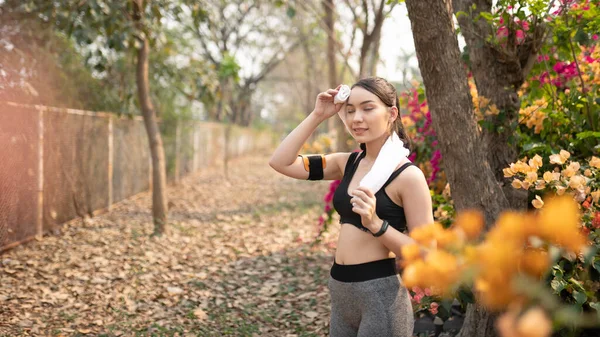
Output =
[
  {"x1": 568, "y1": 161, "x2": 581, "y2": 172},
  {"x1": 454, "y1": 210, "x2": 484, "y2": 240},
  {"x1": 487, "y1": 104, "x2": 500, "y2": 116},
  {"x1": 592, "y1": 190, "x2": 600, "y2": 203},
  {"x1": 525, "y1": 172, "x2": 538, "y2": 184},
  {"x1": 535, "y1": 180, "x2": 546, "y2": 190},
  {"x1": 542, "y1": 171, "x2": 553, "y2": 183},
  {"x1": 512, "y1": 179, "x2": 523, "y2": 189},
  {"x1": 549, "y1": 150, "x2": 571, "y2": 165},
  {"x1": 479, "y1": 96, "x2": 490, "y2": 109},
  {"x1": 568, "y1": 175, "x2": 586, "y2": 189},
  {"x1": 590, "y1": 156, "x2": 600, "y2": 169},
  {"x1": 532, "y1": 195, "x2": 544, "y2": 209},
  {"x1": 584, "y1": 169, "x2": 592, "y2": 177},
  {"x1": 514, "y1": 161, "x2": 531, "y2": 174},
  {"x1": 555, "y1": 185, "x2": 567, "y2": 196},
  {"x1": 504, "y1": 167, "x2": 516, "y2": 178},
  {"x1": 561, "y1": 166, "x2": 576, "y2": 178},
  {"x1": 516, "y1": 307, "x2": 552, "y2": 337},
  {"x1": 537, "y1": 196, "x2": 586, "y2": 252},
  {"x1": 529, "y1": 155, "x2": 543, "y2": 170}
]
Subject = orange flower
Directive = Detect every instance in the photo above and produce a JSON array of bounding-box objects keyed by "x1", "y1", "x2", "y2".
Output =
[
  {"x1": 537, "y1": 196, "x2": 586, "y2": 252},
  {"x1": 454, "y1": 210, "x2": 484, "y2": 240},
  {"x1": 401, "y1": 243, "x2": 422, "y2": 264},
  {"x1": 488, "y1": 212, "x2": 530, "y2": 244},
  {"x1": 516, "y1": 307, "x2": 552, "y2": 337},
  {"x1": 518, "y1": 248, "x2": 549, "y2": 279}
]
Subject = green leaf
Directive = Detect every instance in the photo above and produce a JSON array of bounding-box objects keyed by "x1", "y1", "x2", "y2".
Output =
[
  {"x1": 522, "y1": 142, "x2": 547, "y2": 151},
  {"x1": 590, "y1": 302, "x2": 600, "y2": 319},
  {"x1": 286, "y1": 6, "x2": 296, "y2": 18},
  {"x1": 593, "y1": 257, "x2": 600, "y2": 272},
  {"x1": 551, "y1": 278, "x2": 567, "y2": 293},
  {"x1": 479, "y1": 12, "x2": 494, "y2": 21},
  {"x1": 457, "y1": 287, "x2": 475, "y2": 304},
  {"x1": 583, "y1": 246, "x2": 598, "y2": 266},
  {"x1": 576, "y1": 131, "x2": 600, "y2": 140},
  {"x1": 572, "y1": 290, "x2": 587, "y2": 306}
]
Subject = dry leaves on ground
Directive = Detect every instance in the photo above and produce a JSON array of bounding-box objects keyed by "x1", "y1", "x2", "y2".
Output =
[{"x1": 0, "y1": 154, "x2": 340, "y2": 337}]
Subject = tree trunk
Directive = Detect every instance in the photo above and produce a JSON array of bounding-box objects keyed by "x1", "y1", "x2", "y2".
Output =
[
  {"x1": 133, "y1": 0, "x2": 168, "y2": 236},
  {"x1": 405, "y1": 0, "x2": 512, "y2": 334},
  {"x1": 453, "y1": 0, "x2": 542, "y2": 210},
  {"x1": 322, "y1": 0, "x2": 348, "y2": 151}
]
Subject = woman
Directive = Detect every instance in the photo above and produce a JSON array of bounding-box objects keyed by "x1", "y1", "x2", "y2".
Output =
[{"x1": 269, "y1": 77, "x2": 433, "y2": 337}]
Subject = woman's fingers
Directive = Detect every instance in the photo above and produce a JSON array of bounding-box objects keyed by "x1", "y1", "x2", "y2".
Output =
[
  {"x1": 355, "y1": 186, "x2": 375, "y2": 198},
  {"x1": 351, "y1": 190, "x2": 375, "y2": 207},
  {"x1": 326, "y1": 89, "x2": 339, "y2": 96}
]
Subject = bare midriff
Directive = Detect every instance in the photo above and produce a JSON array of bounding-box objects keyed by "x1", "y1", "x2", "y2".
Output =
[{"x1": 334, "y1": 223, "x2": 395, "y2": 265}]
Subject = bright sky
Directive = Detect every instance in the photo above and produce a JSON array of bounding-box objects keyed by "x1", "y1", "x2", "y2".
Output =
[{"x1": 378, "y1": 4, "x2": 418, "y2": 82}]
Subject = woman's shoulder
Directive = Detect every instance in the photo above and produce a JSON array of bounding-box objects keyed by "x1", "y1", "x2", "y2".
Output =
[{"x1": 390, "y1": 161, "x2": 428, "y2": 189}]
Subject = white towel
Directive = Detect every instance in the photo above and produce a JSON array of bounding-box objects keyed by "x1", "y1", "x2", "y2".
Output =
[
  {"x1": 334, "y1": 84, "x2": 351, "y2": 104},
  {"x1": 359, "y1": 132, "x2": 410, "y2": 193}
]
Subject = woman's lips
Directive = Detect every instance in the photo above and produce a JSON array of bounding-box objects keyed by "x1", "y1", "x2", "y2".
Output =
[{"x1": 353, "y1": 128, "x2": 368, "y2": 135}]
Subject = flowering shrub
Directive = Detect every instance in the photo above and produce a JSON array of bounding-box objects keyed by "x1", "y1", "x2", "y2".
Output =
[
  {"x1": 401, "y1": 196, "x2": 597, "y2": 335},
  {"x1": 503, "y1": 151, "x2": 600, "y2": 323}
]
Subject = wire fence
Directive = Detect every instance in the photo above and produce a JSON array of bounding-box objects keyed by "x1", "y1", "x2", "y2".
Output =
[{"x1": 0, "y1": 101, "x2": 274, "y2": 252}]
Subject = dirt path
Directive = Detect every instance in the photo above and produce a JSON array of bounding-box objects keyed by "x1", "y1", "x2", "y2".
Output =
[{"x1": 0, "y1": 154, "x2": 340, "y2": 337}]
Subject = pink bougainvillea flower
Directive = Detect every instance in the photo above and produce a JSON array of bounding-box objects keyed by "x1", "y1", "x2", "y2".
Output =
[
  {"x1": 430, "y1": 302, "x2": 439, "y2": 315},
  {"x1": 516, "y1": 30, "x2": 525, "y2": 44}
]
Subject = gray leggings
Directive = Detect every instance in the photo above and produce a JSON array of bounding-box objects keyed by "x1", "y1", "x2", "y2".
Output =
[{"x1": 328, "y1": 259, "x2": 414, "y2": 337}]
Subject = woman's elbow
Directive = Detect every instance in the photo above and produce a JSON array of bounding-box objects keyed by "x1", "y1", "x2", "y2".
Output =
[{"x1": 268, "y1": 157, "x2": 283, "y2": 172}]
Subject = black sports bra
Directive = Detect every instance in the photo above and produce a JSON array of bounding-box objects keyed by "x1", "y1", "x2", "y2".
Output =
[{"x1": 332, "y1": 151, "x2": 414, "y2": 233}]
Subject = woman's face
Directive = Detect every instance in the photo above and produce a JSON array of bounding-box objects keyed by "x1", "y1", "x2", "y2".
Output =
[{"x1": 344, "y1": 86, "x2": 394, "y2": 143}]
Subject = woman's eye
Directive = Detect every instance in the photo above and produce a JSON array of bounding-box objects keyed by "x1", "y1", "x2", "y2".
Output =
[
  {"x1": 347, "y1": 110, "x2": 355, "y2": 114},
  {"x1": 364, "y1": 107, "x2": 373, "y2": 111}
]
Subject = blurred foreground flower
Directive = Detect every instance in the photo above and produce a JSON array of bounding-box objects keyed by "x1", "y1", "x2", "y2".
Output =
[{"x1": 401, "y1": 195, "x2": 594, "y2": 336}]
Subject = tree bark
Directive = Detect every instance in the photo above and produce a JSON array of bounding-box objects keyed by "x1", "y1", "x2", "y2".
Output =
[
  {"x1": 453, "y1": 0, "x2": 543, "y2": 210},
  {"x1": 322, "y1": 0, "x2": 348, "y2": 151},
  {"x1": 133, "y1": 0, "x2": 168, "y2": 236},
  {"x1": 404, "y1": 0, "x2": 512, "y2": 334}
]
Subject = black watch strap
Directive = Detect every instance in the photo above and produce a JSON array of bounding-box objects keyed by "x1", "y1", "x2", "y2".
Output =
[{"x1": 372, "y1": 220, "x2": 389, "y2": 237}]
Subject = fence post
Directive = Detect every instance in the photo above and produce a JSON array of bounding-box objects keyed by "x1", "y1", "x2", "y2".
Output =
[
  {"x1": 36, "y1": 107, "x2": 44, "y2": 238},
  {"x1": 107, "y1": 116, "x2": 113, "y2": 211}
]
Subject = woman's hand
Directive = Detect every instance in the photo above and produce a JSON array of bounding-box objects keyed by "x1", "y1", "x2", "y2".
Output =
[
  {"x1": 350, "y1": 186, "x2": 381, "y2": 233},
  {"x1": 311, "y1": 85, "x2": 345, "y2": 120}
]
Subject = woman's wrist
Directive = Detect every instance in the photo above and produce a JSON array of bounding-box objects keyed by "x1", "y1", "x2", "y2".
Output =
[
  {"x1": 366, "y1": 218, "x2": 383, "y2": 234},
  {"x1": 308, "y1": 111, "x2": 328, "y2": 124}
]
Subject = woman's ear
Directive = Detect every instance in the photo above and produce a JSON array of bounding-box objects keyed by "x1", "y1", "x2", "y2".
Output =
[{"x1": 389, "y1": 106, "x2": 399, "y2": 123}]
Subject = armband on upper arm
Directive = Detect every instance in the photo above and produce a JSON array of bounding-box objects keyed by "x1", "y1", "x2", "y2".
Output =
[{"x1": 299, "y1": 154, "x2": 326, "y2": 180}]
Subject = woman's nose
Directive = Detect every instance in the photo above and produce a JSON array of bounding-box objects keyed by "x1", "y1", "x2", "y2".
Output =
[{"x1": 352, "y1": 111, "x2": 364, "y2": 122}]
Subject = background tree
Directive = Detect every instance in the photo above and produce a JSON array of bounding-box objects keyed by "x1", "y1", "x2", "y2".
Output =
[
  {"x1": 0, "y1": 0, "x2": 190, "y2": 235},
  {"x1": 405, "y1": 0, "x2": 512, "y2": 335}
]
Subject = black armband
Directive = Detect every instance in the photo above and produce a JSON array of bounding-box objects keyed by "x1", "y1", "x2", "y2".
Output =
[{"x1": 299, "y1": 155, "x2": 326, "y2": 180}]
